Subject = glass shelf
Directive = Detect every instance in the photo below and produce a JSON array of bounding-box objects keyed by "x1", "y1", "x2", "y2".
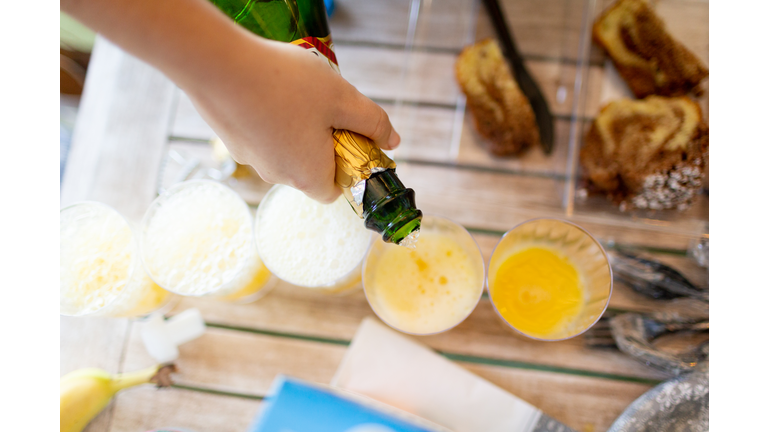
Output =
[{"x1": 162, "y1": 0, "x2": 709, "y2": 249}]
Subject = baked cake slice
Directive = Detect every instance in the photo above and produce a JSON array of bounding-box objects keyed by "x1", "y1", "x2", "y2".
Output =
[
  {"x1": 455, "y1": 39, "x2": 540, "y2": 156},
  {"x1": 580, "y1": 96, "x2": 708, "y2": 211},
  {"x1": 593, "y1": 0, "x2": 708, "y2": 98}
]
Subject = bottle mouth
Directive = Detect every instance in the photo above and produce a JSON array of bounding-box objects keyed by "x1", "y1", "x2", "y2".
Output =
[
  {"x1": 362, "y1": 169, "x2": 423, "y2": 245},
  {"x1": 382, "y1": 209, "x2": 423, "y2": 246}
]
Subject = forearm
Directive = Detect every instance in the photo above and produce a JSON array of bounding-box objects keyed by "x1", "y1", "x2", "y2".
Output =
[
  {"x1": 61, "y1": 0, "x2": 258, "y2": 89},
  {"x1": 61, "y1": 0, "x2": 399, "y2": 203}
]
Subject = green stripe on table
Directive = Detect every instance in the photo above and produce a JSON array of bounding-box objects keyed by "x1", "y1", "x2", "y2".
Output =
[
  {"x1": 464, "y1": 226, "x2": 688, "y2": 256},
  {"x1": 206, "y1": 322, "x2": 351, "y2": 346},
  {"x1": 437, "y1": 352, "x2": 661, "y2": 385},
  {"x1": 171, "y1": 383, "x2": 265, "y2": 401},
  {"x1": 203, "y1": 322, "x2": 662, "y2": 386}
]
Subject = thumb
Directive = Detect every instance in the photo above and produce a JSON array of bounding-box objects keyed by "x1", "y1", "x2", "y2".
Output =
[{"x1": 333, "y1": 88, "x2": 401, "y2": 150}]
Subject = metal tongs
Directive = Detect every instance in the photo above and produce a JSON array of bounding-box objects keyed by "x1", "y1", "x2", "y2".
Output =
[
  {"x1": 585, "y1": 309, "x2": 709, "y2": 376},
  {"x1": 481, "y1": 0, "x2": 555, "y2": 153}
]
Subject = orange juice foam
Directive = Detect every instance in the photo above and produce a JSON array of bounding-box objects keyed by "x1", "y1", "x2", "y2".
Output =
[
  {"x1": 490, "y1": 247, "x2": 585, "y2": 338},
  {"x1": 60, "y1": 203, "x2": 170, "y2": 317},
  {"x1": 141, "y1": 181, "x2": 270, "y2": 298},
  {"x1": 256, "y1": 185, "x2": 371, "y2": 288},
  {"x1": 366, "y1": 231, "x2": 482, "y2": 334}
]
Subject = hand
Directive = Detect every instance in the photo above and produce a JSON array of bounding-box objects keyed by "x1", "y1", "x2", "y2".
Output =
[
  {"x1": 182, "y1": 36, "x2": 400, "y2": 204},
  {"x1": 61, "y1": 0, "x2": 400, "y2": 204}
]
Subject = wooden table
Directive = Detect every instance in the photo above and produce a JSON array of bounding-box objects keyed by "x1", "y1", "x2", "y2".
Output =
[{"x1": 61, "y1": 0, "x2": 709, "y2": 431}]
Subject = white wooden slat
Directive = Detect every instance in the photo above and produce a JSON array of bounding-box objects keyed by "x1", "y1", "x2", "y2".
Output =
[
  {"x1": 61, "y1": 37, "x2": 176, "y2": 222},
  {"x1": 464, "y1": 363, "x2": 652, "y2": 432},
  {"x1": 331, "y1": 0, "x2": 476, "y2": 51},
  {"x1": 329, "y1": 0, "x2": 412, "y2": 47},
  {"x1": 110, "y1": 387, "x2": 260, "y2": 432},
  {"x1": 123, "y1": 327, "x2": 348, "y2": 396},
  {"x1": 335, "y1": 45, "x2": 460, "y2": 106}
]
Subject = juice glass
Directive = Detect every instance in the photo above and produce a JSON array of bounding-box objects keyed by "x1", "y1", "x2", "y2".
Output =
[
  {"x1": 60, "y1": 202, "x2": 173, "y2": 318},
  {"x1": 139, "y1": 180, "x2": 276, "y2": 303},
  {"x1": 363, "y1": 215, "x2": 485, "y2": 335},
  {"x1": 254, "y1": 184, "x2": 372, "y2": 294},
  {"x1": 488, "y1": 218, "x2": 612, "y2": 341}
]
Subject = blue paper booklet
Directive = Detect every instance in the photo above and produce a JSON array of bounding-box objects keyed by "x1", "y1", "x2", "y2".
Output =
[{"x1": 249, "y1": 375, "x2": 452, "y2": 432}]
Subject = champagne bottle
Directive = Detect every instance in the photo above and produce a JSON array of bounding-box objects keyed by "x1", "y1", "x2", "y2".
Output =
[{"x1": 208, "y1": 0, "x2": 422, "y2": 246}]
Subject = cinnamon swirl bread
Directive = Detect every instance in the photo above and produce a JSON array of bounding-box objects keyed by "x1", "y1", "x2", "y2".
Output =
[
  {"x1": 580, "y1": 96, "x2": 708, "y2": 211},
  {"x1": 455, "y1": 39, "x2": 540, "y2": 156},
  {"x1": 593, "y1": 0, "x2": 708, "y2": 98}
]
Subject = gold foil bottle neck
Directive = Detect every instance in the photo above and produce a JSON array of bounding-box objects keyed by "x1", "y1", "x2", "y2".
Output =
[{"x1": 333, "y1": 129, "x2": 397, "y2": 216}]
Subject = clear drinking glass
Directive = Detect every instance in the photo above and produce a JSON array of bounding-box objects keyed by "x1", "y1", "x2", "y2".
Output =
[
  {"x1": 60, "y1": 202, "x2": 173, "y2": 318},
  {"x1": 254, "y1": 184, "x2": 373, "y2": 294},
  {"x1": 487, "y1": 218, "x2": 612, "y2": 341},
  {"x1": 140, "y1": 180, "x2": 276, "y2": 303},
  {"x1": 363, "y1": 215, "x2": 485, "y2": 335}
]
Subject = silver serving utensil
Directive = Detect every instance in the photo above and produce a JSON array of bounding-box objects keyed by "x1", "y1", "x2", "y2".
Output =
[
  {"x1": 607, "y1": 362, "x2": 708, "y2": 432},
  {"x1": 608, "y1": 249, "x2": 709, "y2": 302},
  {"x1": 584, "y1": 300, "x2": 709, "y2": 377},
  {"x1": 481, "y1": 0, "x2": 555, "y2": 153}
]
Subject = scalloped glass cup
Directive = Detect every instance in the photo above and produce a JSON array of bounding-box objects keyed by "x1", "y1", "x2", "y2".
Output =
[
  {"x1": 139, "y1": 180, "x2": 277, "y2": 304},
  {"x1": 363, "y1": 215, "x2": 486, "y2": 336},
  {"x1": 60, "y1": 202, "x2": 174, "y2": 318},
  {"x1": 254, "y1": 184, "x2": 373, "y2": 294},
  {"x1": 488, "y1": 218, "x2": 612, "y2": 341}
]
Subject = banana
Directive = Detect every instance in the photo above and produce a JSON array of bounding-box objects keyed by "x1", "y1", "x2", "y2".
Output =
[{"x1": 60, "y1": 363, "x2": 176, "y2": 432}]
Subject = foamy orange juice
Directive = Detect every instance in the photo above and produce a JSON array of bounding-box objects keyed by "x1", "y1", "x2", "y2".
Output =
[
  {"x1": 488, "y1": 219, "x2": 612, "y2": 341},
  {"x1": 60, "y1": 202, "x2": 172, "y2": 318},
  {"x1": 254, "y1": 184, "x2": 373, "y2": 292},
  {"x1": 140, "y1": 180, "x2": 274, "y2": 302},
  {"x1": 363, "y1": 215, "x2": 485, "y2": 335}
]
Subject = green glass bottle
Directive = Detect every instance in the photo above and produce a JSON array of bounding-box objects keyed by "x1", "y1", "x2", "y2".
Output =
[
  {"x1": 362, "y1": 170, "x2": 422, "y2": 246},
  {"x1": 208, "y1": 0, "x2": 422, "y2": 246}
]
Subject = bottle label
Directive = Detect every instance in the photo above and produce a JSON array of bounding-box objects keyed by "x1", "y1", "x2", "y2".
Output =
[
  {"x1": 291, "y1": 36, "x2": 340, "y2": 74},
  {"x1": 291, "y1": 35, "x2": 396, "y2": 217},
  {"x1": 333, "y1": 130, "x2": 396, "y2": 216}
]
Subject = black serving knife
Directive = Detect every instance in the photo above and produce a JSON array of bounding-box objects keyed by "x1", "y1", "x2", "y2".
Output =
[{"x1": 481, "y1": 0, "x2": 555, "y2": 154}]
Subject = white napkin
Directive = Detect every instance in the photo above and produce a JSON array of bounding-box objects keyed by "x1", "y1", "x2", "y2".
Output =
[{"x1": 332, "y1": 318, "x2": 574, "y2": 432}]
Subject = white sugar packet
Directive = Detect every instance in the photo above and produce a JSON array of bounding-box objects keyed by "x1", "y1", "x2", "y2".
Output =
[{"x1": 332, "y1": 318, "x2": 575, "y2": 432}]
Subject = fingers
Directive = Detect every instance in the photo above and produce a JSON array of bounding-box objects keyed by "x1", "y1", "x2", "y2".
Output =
[
  {"x1": 297, "y1": 179, "x2": 342, "y2": 205},
  {"x1": 259, "y1": 166, "x2": 341, "y2": 205},
  {"x1": 288, "y1": 142, "x2": 342, "y2": 205},
  {"x1": 333, "y1": 87, "x2": 401, "y2": 150}
]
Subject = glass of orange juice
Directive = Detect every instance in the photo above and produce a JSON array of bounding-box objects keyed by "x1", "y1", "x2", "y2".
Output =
[
  {"x1": 60, "y1": 202, "x2": 174, "y2": 318},
  {"x1": 487, "y1": 218, "x2": 612, "y2": 341},
  {"x1": 363, "y1": 215, "x2": 485, "y2": 335},
  {"x1": 139, "y1": 180, "x2": 276, "y2": 303}
]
